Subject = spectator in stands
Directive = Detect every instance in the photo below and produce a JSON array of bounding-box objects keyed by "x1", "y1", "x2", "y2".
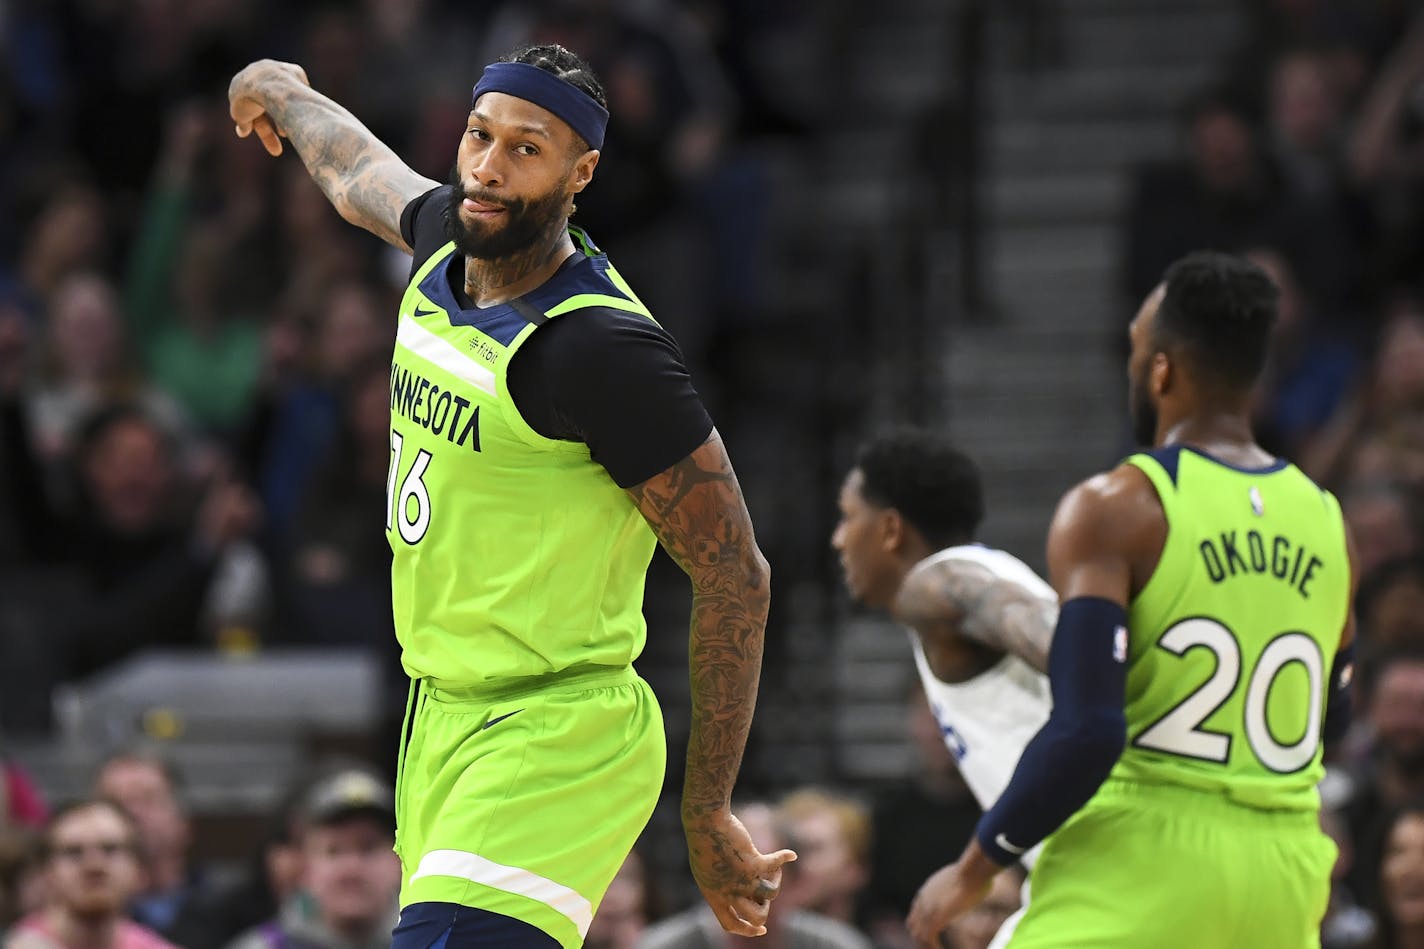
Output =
[
  {"x1": 637, "y1": 802, "x2": 871, "y2": 949},
  {"x1": 586, "y1": 847, "x2": 665, "y2": 949},
  {"x1": 1344, "y1": 651, "x2": 1424, "y2": 915},
  {"x1": 1347, "y1": 12, "x2": 1424, "y2": 292},
  {"x1": 1357, "y1": 560, "x2": 1424, "y2": 658},
  {"x1": 28, "y1": 272, "x2": 189, "y2": 463},
  {"x1": 4, "y1": 799, "x2": 178, "y2": 949},
  {"x1": 1245, "y1": 246, "x2": 1359, "y2": 460},
  {"x1": 0, "y1": 185, "x2": 109, "y2": 325},
  {"x1": 1342, "y1": 484, "x2": 1422, "y2": 580},
  {"x1": 0, "y1": 394, "x2": 265, "y2": 678},
  {"x1": 776, "y1": 789, "x2": 870, "y2": 929},
  {"x1": 225, "y1": 768, "x2": 401, "y2": 949},
  {"x1": 0, "y1": 830, "x2": 47, "y2": 929},
  {"x1": 1304, "y1": 298, "x2": 1424, "y2": 492},
  {"x1": 1370, "y1": 802, "x2": 1424, "y2": 949},
  {"x1": 1264, "y1": 48, "x2": 1366, "y2": 309},
  {"x1": 939, "y1": 865, "x2": 1024, "y2": 949},
  {"x1": 167, "y1": 773, "x2": 309, "y2": 949},
  {"x1": 93, "y1": 749, "x2": 211, "y2": 941},
  {"x1": 1123, "y1": 91, "x2": 1287, "y2": 307}
]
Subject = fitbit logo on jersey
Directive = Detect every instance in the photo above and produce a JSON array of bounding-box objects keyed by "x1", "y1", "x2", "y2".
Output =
[
  {"x1": 389, "y1": 365, "x2": 481, "y2": 451},
  {"x1": 1198, "y1": 530, "x2": 1323, "y2": 599}
]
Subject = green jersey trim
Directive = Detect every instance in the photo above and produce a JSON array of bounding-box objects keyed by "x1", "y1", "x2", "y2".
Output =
[{"x1": 544, "y1": 292, "x2": 652, "y2": 319}]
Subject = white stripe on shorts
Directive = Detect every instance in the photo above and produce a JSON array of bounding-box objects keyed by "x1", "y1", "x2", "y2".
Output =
[{"x1": 410, "y1": 849, "x2": 594, "y2": 937}]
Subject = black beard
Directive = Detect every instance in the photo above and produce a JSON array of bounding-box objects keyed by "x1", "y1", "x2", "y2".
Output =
[
  {"x1": 444, "y1": 168, "x2": 569, "y2": 261},
  {"x1": 1130, "y1": 378, "x2": 1159, "y2": 448}
]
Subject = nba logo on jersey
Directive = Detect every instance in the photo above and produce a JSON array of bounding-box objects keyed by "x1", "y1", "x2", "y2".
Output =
[
  {"x1": 1113, "y1": 626, "x2": 1128, "y2": 663},
  {"x1": 1249, "y1": 486, "x2": 1264, "y2": 516}
]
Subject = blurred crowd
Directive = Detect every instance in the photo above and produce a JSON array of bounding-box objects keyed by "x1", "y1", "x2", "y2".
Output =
[
  {"x1": 1123, "y1": 2, "x2": 1424, "y2": 947},
  {"x1": 0, "y1": 0, "x2": 811, "y2": 733},
  {"x1": 0, "y1": 694, "x2": 1008, "y2": 949},
  {"x1": 3, "y1": 0, "x2": 1424, "y2": 946}
]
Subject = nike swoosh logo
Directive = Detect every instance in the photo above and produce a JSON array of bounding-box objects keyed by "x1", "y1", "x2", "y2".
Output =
[
  {"x1": 414, "y1": 305, "x2": 440, "y2": 318},
  {"x1": 482, "y1": 709, "x2": 524, "y2": 730},
  {"x1": 994, "y1": 833, "x2": 1026, "y2": 855}
]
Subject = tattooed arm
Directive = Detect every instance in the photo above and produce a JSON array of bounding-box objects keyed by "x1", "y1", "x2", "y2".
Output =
[
  {"x1": 626, "y1": 429, "x2": 795, "y2": 936},
  {"x1": 893, "y1": 557, "x2": 1058, "y2": 675},
  {"x1": 229, "y1": 60, "x2": 437, "y2": 252}
]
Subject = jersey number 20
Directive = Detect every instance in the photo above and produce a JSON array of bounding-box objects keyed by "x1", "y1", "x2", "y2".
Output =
[
  {"x1": 388, "y1": 430, "x2": 432, "y2": 544},
  {"x1": 1133, "y1": 617, "x2": 1325, "y2": 773}
]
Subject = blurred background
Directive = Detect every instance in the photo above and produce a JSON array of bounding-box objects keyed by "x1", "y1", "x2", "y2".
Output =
[{"x1": 0, "y1": 0, "x2": 1422, "y2": 947}]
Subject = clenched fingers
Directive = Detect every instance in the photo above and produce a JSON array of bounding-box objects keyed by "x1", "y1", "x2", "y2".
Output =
[
  {"x1": 709, "y1": 899, "x2": 765, "y2": 937},
  {"x1": 253, "y1": 114, "x2": 284, "y2": 156}
]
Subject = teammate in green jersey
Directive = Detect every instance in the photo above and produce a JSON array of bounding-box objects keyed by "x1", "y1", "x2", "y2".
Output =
[
  {"x1": 229, "y1": 45, "x2": 793, "y2": 949},
  {"x1": 907, "y1": 251, "x2": 1359, "y2": 948}
]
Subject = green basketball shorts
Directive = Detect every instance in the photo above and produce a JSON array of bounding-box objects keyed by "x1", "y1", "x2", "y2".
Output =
[
  {"x1": 394, "y1": 666, "x2": 666, "y2": 948},
  {"x1": 1002, "y1": 779, "x2": 1335, "y2": 949}
]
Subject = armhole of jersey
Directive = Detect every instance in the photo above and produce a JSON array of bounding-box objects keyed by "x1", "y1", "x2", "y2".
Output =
[
  {"x1": 496, "y1": 321, "x2": 592, "y2": 456},
  {"x1": 1319, "y1": 486, "x2": 1351, "y2": 644},
  {"x1": 407, "y1": 241, "x2": 458, "y2": 296},
  {"x1": 1124, "y1": 454, "x2": 1177, "y2": 611}
]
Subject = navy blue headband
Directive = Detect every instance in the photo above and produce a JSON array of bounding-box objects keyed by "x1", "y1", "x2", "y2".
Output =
[{"x1": 471, "y1": 62, "x2": 608, "y2": 151}]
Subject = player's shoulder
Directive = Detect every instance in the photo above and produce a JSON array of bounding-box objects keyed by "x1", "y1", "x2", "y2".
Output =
[
  {"x1": 1059, "y1": 463, "x2": 1160, "y2": 518},
  {"x1": 402, "y1": 184, "x2": 456, "y2": 274},
  {"x1": 1049, "y1": 463, "x2": 1165, "y2": 559}
]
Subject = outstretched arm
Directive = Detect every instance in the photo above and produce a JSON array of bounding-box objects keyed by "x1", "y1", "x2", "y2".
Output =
[
  {"x1": 626, "y1": 429, "x2": 795, "y2": 937},
  {"x1": 229, "y1": 60, "x2": 438, "y2": 252},
  {"x1": 893, "y1": 557, "x2": 1057, "y2": 674}
]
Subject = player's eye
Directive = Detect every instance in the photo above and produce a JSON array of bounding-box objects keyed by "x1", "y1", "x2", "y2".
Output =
[
  {"x1": 515, "y1": 143, "x2": 539, "y2": 156},
  {"x1": 467, "y1": 128, "x2": 490, "y2": 141}
]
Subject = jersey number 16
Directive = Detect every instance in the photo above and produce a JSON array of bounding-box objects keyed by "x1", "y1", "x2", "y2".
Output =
[{"x1": 388, "y1": 430, "x2": 432, "y2": 545}]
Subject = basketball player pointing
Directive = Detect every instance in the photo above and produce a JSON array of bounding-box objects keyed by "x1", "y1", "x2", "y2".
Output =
[{"x1": 230, "y1": 47, "x2": 793, "y2": 948}]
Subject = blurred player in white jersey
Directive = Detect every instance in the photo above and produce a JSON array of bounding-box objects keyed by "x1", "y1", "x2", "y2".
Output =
[{"x1": 831, "y1": 428, "x2": 1057, "y2": 945}]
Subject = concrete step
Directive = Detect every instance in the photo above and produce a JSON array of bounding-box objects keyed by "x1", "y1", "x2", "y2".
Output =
[
  {"x1": 992, "y1": 221, "x2": 1120, "y2": 274},
  {"x1": 988, "y1": 171, "x2": 1127, "y2": 225},
  {"x1": 990, "y1": 64, "x2": 1216, "y2": 120},
  {"x1": 991, "y1": 118, "x2": 1178, "y2": 174}
]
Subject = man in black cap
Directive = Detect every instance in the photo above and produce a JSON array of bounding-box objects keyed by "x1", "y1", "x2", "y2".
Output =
[{"x1": 225, "y1": 768, "x2": 401, "y2": 949}]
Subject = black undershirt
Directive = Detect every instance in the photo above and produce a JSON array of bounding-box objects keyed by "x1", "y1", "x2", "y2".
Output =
[{"x1": 399, "y1": 186, "x2": 712, "y2": 488}]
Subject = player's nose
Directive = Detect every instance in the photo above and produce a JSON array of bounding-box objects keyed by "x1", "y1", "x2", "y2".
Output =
[{"x1": 470, "y1": 149, "x2": 505, "y2": 188}]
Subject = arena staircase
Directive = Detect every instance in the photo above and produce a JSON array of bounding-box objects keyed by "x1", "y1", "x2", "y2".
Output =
[{"x1": 830, "y1": 0, "x2": 1248, "y2": 785}]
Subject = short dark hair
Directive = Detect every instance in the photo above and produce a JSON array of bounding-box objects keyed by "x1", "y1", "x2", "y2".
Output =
[
  {"x1": 42, "y1": 799, "x2": 140, "y2": 860},
  {"x1": 501, "y1": 44, "x2": 607, "y2": 151},
  {"x1": 95, "y1": 745, "x2": 185, "y2": 799},
  {"x1": 855, "y1": 428, "x2": 983, "y2": 548},
  {"x1": 1155, "y1": 251, "x2": 1279, "y2": 390}
]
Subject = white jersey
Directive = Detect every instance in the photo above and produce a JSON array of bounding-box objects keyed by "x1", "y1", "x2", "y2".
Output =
[{"x1": 909, "y1": 544, "x2": 1054, "y2": 867}]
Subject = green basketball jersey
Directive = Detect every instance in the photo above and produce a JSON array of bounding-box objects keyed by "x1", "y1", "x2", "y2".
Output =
[
  {"x1": 385, "y1": 228, "x2": 658, "y2": 687},
  {"x1": 1113, "y1": 445, "x2": 1350, "y2": 811}
]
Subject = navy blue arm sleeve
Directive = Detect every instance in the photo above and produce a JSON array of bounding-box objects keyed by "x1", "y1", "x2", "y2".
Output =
[
  {"x1": 1323, "y1": 642, "x2": 1355, "y2": 743},
  {"x1": 976, "y1": 596, "x2": 1129, "y2": 865}
]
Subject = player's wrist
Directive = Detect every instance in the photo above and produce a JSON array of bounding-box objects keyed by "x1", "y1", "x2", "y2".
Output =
[{"x1": 959, "y1": 836, "x2": 1006, "y2": 883}]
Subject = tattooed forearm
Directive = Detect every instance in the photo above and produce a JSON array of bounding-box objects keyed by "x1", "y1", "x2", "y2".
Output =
[
  {"x1": 626, "y1": 431, "x2": 770, "y2": 822},
  {"x1": 230, "y1": 61, "x2": 434, "y2": 251},
  {"x1": 895, "y1": 559, "x2": 1057, "y2": 674}
]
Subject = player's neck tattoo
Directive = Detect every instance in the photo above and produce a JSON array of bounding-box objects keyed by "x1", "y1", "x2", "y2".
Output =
[{"x1": 463, "y1": 218, "x2": 571, "y2": 306}]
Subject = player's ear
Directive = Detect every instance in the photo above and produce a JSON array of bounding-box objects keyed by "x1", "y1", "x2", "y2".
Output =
[
  {"x1": 1150, "y1": 351, "x2": 1172, "y2": 399},
  {"x1": 569, "y1": 149, "x2": 599, "y2": 194},
  {"x1": 880, "y1": 509, "x2": 905, "y2": 552}
]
